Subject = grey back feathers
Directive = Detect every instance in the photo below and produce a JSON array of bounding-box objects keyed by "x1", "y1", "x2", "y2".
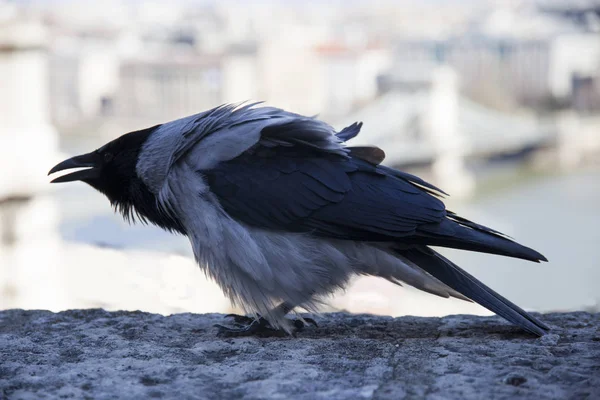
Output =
[{"x1": 136, "y1": 103, "x2": 347, "y2": 193}]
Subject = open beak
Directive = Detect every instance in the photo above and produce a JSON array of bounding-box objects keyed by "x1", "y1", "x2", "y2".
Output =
[{"x1": 48, "y1": 152, "x2": 102, "y2": 183}]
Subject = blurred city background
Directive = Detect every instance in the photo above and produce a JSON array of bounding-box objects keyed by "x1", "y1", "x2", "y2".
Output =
[{"x1": 1, "y1": 0, "x2": 599, "y2": 319}]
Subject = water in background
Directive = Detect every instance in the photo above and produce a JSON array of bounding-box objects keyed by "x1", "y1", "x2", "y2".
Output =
[{"x1": 443, "y1": 166, "x2": 600, "y2": 313}]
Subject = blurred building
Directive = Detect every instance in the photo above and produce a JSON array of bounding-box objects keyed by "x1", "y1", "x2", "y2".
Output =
[
  {"x1": 117, "y1": 55, "x2": 222, "y2": 122},
  {"x1": 316, "y1": 42, "x2": 392, "y2": 118},
  {"x1": 387, "y1": 4, "x2": 600, "y2": 111},
  {"x1": 8, "y1": 0, "x2": 599, "y2": 146},
  {"x1": 538, "y1": 0, "x2": 600, "y2": 30},
  {"x1": 0, "y1": 13, "x2": 66, "y2": 310},
  {"x1": 113, "y1": 44, "x2": 258, "y2": 124},
  {"x1": 49, "y1": 31, "x2": 122, "y2": 126},
  {"x1": 573, "y1": 73, "x2": 600, "y2": 113},
  {"x1": 391, "y1": 37, "x2": 550, "y2": 107},
  {"x1": 0, "y1": 17, "x2": 60, "y2": 197},
  {"x1": 390, "y1": 34, "x2": 600, "y2": 110},
  {"x1": 255, "y1": 22, "x2": 326, "y2": 116}
]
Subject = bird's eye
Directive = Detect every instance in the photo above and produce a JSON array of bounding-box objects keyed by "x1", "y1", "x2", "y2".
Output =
[{"x1": 104, "y1": 152, "x2": 114, "y2": 163}]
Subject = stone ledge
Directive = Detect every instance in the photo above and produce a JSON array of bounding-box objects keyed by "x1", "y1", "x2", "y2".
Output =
[{"x1": 0, "y1": 310, "x2": 598, "y2": 399}]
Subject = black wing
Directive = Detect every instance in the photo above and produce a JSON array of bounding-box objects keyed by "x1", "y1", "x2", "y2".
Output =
[
  {"x1": 203, "y1": 119, "x2": 545, "y2": 261},
  {"x1": 204, "y1": 145, "x2": 446, "y2": 241}
]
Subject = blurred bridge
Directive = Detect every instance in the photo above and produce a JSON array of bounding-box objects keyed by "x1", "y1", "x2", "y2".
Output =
[{"x1": 336, "y1": 89, "x2": 556, "y2": 169}]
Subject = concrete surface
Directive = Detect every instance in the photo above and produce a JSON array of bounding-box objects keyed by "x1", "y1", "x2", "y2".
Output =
[{"x1": 0, "y1": 310, "x2": 598, "y2": 399}]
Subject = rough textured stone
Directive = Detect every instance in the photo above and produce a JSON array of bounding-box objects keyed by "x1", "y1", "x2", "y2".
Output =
[{"x1": 0, "y1": 310, "x2": 598, "y2": 399}]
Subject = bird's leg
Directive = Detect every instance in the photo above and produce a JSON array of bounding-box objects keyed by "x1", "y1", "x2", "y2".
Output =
[
  {"x1": 215, "y1": 302, "x2": 317, "y2": 337},
  {"x1": 223, "y1": 302, "x2": 294, "y2": 325}
]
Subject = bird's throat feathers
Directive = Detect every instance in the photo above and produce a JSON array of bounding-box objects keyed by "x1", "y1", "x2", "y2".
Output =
[
  {"x1": 85, "y1": 124, "x2": 186, "y2": 235},
  {"x1": 107, "y1": 177, "x2": 186, "y2": 235}
]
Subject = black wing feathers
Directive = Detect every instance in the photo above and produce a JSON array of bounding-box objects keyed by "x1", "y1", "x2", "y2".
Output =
[
  {"x1": 346, "y1": 146, "x2": 386, "y2": 165},
  {"x1": 413, "y1": 218, "x2": 547, "y2": 262},
  {"x1": 205, "y1": 147, "x2": 445, "y2": 240},
  {"x1": 336, "y1": 122, "x2": 363, "y2": 141},
  {"x1": 204, "y1": 116, "x2": 545, "y2": 262},
  {"x1": 397, "y1": 247, "x2": 550, "y2": 336}
]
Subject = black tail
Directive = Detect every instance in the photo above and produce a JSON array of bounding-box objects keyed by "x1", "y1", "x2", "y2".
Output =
[
  {"x1": 413, "y1": 216, "x2": 548, "y2": 262},
  {"x1": 396, "y1": 246, "x2": 550, "y2": 336}
]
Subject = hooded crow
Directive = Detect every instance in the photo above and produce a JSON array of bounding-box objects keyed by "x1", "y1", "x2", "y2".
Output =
[{"x1": 49, "y1": 103, "x2": 549, "y2": 337}]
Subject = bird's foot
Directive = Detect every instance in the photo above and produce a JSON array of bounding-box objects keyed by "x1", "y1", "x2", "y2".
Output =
[{"x1": 215, "y1": 313, "x2": 317, "y2": 338}]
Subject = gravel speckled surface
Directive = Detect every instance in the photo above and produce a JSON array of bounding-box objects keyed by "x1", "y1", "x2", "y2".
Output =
[{"x1": 0, "y1": 310, "x2": 598, "y2": 399}]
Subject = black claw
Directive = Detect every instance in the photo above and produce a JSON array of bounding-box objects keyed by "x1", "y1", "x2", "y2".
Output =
[
  {"x1": 215, "y1": 313, "x2": 317, "y2": 338},
  {"x1": 215, "y1": 319, "x2": 283, "y2": 338},
  {"x1": 293, "y1": 319, "x2": 304, "y2": 330},
  {"x1": 291, "y1": 317, "x2": 318, "y2": 332},
  {"x1": 214, "y1": 321, "x2": 270, "y2": 337},
  {"x1": 224, "y1": 313, "x2": 255, "y2": 325}
]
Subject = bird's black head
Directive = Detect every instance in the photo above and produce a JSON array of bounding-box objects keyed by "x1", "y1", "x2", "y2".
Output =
[
  {"x1": 48, "y1": 125, "x2": 184, "y2": 234},
  {"x1": 49, "y1": 126, "x2": 157, "y2": 200}
]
